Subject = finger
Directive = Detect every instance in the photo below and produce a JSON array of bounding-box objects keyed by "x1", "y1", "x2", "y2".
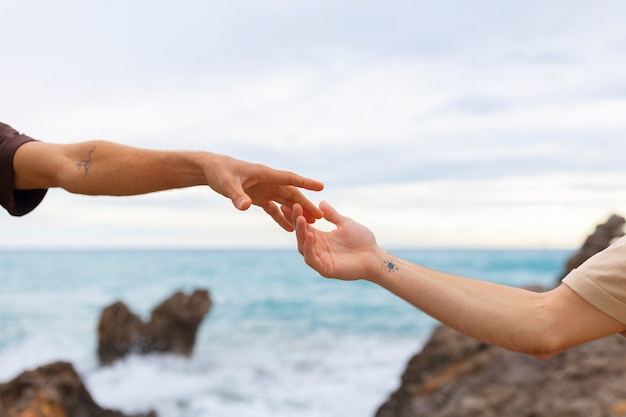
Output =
[
  {"x1": 280, "y1": 205, "x2": 295, "y2": 227},
  {"x1": 281, "y1": 203, "x2": 314, "y2": 227},
  {"x1": 225, "y1": 180, "x2": 252, "y2": 210},
  {"x1": 268, "y1": 169, "x2": 324, "y2": 192},
  {"x1": 298, "y1": 197, "x2": 323, "y2": 220},
  {"x1": 293, "y1": 203, "x2": 304, "y2": 222},
  {"x1": 283, "y1": 203, "x2": 302, "y2": 228},
  {"x1": 319, "y1": 201, "x2": 347, "y2": 226},
  {"x1": 301, "y1": 226, "x2": 321, "y2": 271},
  {"x1": 232, "y1": 193, "x2": 252, "y2": 211},
  {"x1": 257, "y1": 185, "x2": 323, "y2": 221},
  {"x1": 263, "y1": 202, "x2": 294, "y2": 232},
  {"x1": 282, "y1": 188, "x2": 323, "y2": 220},
  {"x1": 301, "y1": 210, "x2": 319, "y2": 224},
  {"x1": 295, "y1": 214, "x2": 309, "y2": 255},
  {"x1": 252, "y1": 167, "x2": 322, "y2": 215}
]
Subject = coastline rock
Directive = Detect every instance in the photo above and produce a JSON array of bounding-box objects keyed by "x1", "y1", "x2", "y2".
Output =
[
  {"x1": 558, "y1": 213, "x2": 625, "y2": 280},
  {"x1": 375, "y1": 325, "x2": 626, "y2": 417},
  {"x1": 98, "y1": 289, "x2": 212, "y2": 365},
  {"x1": 0, "y1": 361, "x2": 155, "y2": 417}
]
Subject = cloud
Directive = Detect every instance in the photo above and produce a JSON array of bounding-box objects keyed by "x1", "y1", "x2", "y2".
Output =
[
  {"x1": 424, "y1": 95, "x2": 513, "y2": 117},
  {"x1": 2, "y1": 0, "x2": 626, "y2": 248},
  {"x1": 319, "y1": 172, "x2": 626, "y2": 248}
]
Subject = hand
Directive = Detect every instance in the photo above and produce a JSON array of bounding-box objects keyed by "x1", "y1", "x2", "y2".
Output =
[
  {"x1": 204, "y1": 155, "x2": 324, "y2": 231},
  {"x1": 283, "y1": 201, "x2": 383, "y2": 280}
]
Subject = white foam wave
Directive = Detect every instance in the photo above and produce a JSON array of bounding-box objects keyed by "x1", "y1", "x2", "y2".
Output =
[{"x1": 83, "y1": 332, "x2": 421, "y2": 417}]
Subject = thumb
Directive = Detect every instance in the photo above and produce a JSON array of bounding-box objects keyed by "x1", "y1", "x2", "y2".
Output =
[
  {"x1": 319, "y1": 201, "x2": 347, "y2": 226},
  {"x1": 230, "y1": 189, "x2": 252, "y2": 211}
]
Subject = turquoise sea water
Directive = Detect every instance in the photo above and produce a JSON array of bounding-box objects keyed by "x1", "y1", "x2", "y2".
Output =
[{"x1": 0, "y1": 249, "x2": 570, "y2": 416}]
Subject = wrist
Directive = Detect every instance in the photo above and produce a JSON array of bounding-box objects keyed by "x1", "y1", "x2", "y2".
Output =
[
  {"x1": 190, "y1": 151, "x2": 223, "y2": 186},
  {"x1": 363, "y1": 247, "x2": 394, "y2": 282}
]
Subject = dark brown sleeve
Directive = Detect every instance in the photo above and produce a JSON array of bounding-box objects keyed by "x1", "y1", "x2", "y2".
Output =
[{"x1": 0, "y1": 122, "x2": 48, "y2": 216}]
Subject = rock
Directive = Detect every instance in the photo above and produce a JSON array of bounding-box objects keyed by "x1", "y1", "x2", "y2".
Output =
[
  {"x1": 0, "y1": 361, "x2": 155, "y2": 417},
  {"x1": 98, "y1": 302, "x2": 145, "y2": 366},
  {"x1": 98, "y1": 289, "x2": 212, "y2": 365},
  {"x1": 558, "y1": 214, "x2": 625, "y2": 281},
  {"x1": 144, "y1": 289, "x2": 213, "y2": 356},
  {"x1": 375, "y1": 326, "x2": 626, "y2": 417}
]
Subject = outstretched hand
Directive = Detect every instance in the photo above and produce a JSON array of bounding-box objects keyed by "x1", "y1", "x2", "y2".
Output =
[
  {"x1": 205, "y1": 155, "x2": 324, "y2": 231},
  {"x1": 282, "y1": 201, "x2": 384, "y2": 281}
]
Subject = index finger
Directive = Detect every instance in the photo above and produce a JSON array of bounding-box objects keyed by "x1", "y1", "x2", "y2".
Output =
[{"x1": 268, "y1": 169, "x2": 324, "y2": 192}]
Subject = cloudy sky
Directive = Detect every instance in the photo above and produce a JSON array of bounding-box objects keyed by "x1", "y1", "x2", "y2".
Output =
[{"x1": 2, "y1": 0, "x2": 626, "y2": 249}]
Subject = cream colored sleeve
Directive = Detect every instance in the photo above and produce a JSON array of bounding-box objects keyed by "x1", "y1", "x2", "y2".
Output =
[{"x1": 562, "y1": 236, "x2": 626, "y2": 326}]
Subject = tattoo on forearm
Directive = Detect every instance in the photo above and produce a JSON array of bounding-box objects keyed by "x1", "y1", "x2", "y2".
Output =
[
  {"x1": 76, "y1": 146, "x2": 96, "y2": 176},
  {"x1": 383, "y1": 255, "x2": 399, "y2": 272}
]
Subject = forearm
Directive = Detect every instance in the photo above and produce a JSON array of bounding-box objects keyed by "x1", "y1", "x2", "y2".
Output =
[
  {"x1": 368, "y1": 253, "x2": 556, "y2": 356},
  {"x1": 14, "y1": 141, "x2": 210, "y2": 195}
]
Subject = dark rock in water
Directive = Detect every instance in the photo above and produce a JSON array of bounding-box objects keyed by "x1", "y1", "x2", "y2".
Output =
[
  {"x1": 0, "y1": 361, "x2": 155, "y2": 417},
  {"x1": 375, "y1": 214, "x2": 626, "y2": 417},
  {"x1": 375, "y1": 325, "x2": 626, "y2": 417},
  {"x1": 98, "y1": 301, "x2": 145, "y2": 365},
  {"x1": 558, "y1": 213, "x2": 625, "y2": 281},
  {"x1": 144, "y1": 289, "x2": 212, "y2": 356},
  {"x1": 98, "y1": 289, "x2": 212, "y2": 365}
]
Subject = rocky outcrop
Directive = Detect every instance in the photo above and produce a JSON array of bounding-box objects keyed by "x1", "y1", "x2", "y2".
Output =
[
  {"x1": 0, "y1": 361, "x2": 155, "y2": 417},
  {"x1": 98, "y1": 289, "x2": 212, "y2": 365},
  {"x1": 558, "y1": 213, "x2": 625, "y2": 280},
  {"x1": 0, "y1": 289, "x2": 212, "y2": 415},
  {"x1": 375, "y1": 325, "x2": 626, "y2": 417},
  {"x1": 376, "y1": 213, "x2": 626, "y2": 417}
]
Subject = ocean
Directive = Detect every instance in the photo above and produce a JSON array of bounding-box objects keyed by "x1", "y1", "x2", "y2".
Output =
[{"x1": 0, "y1": 248, "x2": 570, "y2": 417}]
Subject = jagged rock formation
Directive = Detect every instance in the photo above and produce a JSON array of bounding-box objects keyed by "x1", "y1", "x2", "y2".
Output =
[
  {"x1": 376, "y1": 214, "x2": 626, "y2": 417},
  {"x1": 98, "y1": 289, "x2": 212, "y2": 365},
  {"x1": 375, "y1": 325, "x2": 626, "y2": 417},
  {"x1": 0, "y1": 361, "x2": 155, "y2": 417},
  {"x1": 558, "y1": 214, "x2": 625, "y2": 280}
]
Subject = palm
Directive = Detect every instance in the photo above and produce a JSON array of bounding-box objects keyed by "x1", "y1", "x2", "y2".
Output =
[{"x1": 300, "y1": 206, "x2": 379, "y2": 281}]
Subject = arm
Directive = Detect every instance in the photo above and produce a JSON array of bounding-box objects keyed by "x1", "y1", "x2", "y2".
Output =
[
  {"x1": 13, "y1": 141, "x2": 324, "y2": 230},
  {"x1": 285, "y1": 202, "x2": 626, "y2": 358}
]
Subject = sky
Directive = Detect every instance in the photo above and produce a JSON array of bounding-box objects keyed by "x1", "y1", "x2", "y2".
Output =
[{"x1": 1, "y1": 0, "x2": 626, "y2": 249}]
